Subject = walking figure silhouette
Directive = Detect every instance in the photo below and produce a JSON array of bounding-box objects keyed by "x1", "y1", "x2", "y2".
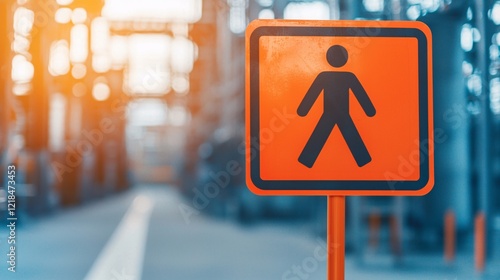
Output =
[{"x1": 297, "y1": 45, "x2": 376, "y2": 168}]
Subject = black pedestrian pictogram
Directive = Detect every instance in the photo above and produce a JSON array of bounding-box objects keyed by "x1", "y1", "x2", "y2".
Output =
[{"x1": 297, "y1": 45, "x2": 376, "y2": 168}]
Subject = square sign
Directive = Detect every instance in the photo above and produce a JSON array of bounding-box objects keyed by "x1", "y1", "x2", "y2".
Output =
[{"x1": 245, "y1": 20, "x2": 434, "y2": 196}]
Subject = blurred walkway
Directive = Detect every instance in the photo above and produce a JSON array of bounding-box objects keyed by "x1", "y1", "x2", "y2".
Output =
[{"x1": 0, "y1": 185, "x2": 498, "y2": 280}]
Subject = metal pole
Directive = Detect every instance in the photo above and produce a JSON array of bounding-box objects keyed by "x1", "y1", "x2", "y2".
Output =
[{"x1": 327, "y1": 196, "x2": 345, "y2": 280}]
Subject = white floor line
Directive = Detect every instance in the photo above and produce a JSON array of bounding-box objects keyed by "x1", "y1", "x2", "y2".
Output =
[{"x1": 84, "y1": 195, "x2": 155, "y2": 280}]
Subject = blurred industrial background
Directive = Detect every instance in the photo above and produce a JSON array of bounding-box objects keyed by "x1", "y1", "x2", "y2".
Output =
[{"x1": 0, "y1": 0, "x2": 499, "y2": 279}]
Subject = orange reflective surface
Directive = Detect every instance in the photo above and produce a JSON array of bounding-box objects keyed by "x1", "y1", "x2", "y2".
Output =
[{"x1": 246, "y1": 20, "x2": 434, "y2": 196}]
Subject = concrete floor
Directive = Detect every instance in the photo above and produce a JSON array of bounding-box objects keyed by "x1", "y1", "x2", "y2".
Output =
[{"x1": 0, "y1": 185, "x2": 498, "y2": 280}]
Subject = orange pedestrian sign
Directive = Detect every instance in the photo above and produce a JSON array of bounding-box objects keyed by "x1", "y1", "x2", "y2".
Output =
[{"x1": 245, "y1": 20, "x2": 434, "y2": 196}]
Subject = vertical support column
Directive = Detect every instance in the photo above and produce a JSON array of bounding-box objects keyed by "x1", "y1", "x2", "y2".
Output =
[
  {"x1": 27, "y1": 1, "x2": 57, "y2": 151},
  {"x1": 25, "y1": 1, "x2": 51, "y2": 215},
  {"x1": 327, "y1": 0, "x2": 340, "y2": 20},
  {"x1": 474, "y1": 0, "x2": 494, "y2": 260},
  {"x1": 272, "y1": 0, "x2": 288, "y2": 19},
  {"x1": 0, "y1": 0, "x2": 10, "y2": 202},
  {"x1": 0, "y1": 1, "x2": 8, "y2": 154},
  {"x1": 422, "y1": 3, "x2": 470, "y2": 251},
  {"x1": 343, "y1": 0, "x2": 363, "y2": 19}
]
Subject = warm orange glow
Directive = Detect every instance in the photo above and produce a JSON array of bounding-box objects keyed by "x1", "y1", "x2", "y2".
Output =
[
  {"x1": 92, "y1": 54, "x2": 111, "y2": 74},
  {"x1": 72, "y1": 82, "x2": 87, "y2": 98},
  {"x1": 12, "y1": 83, "x2": 32, "y2": 96},
  {"x1": 169, "y1": 106, "x2": 190, "y2": 126},
  {"x1": 13, "y1": 7, "x2": 34, "y2": 36},
  {"x1": 11, "y1": 34, "x2": 30, "y2": 53},
  {"x1": 109, "y1": 35, "x2": 128, "y2": 70},
  {"x1": 71, "y1": 8, "x2": 88, "y2": 24},
  {"x1": 93, "y1": 82, "x2": 111, "y2": 101},
  {"x1": 102, "y1": 0, "x2": 202, "y2": 23},
  {"x1": 12, "y1": 54, "x2": 34, "y2": 83},
  {"x1": 55, "y1": 8, "x2": 72, "y2": 24},
  {"x1": 171, "y1": 37, "x2": 195, "y2": 73},
  {"x1": 49, "y1": 40, "x2": 70, "y2": 77},
  {"x1": 70, "y1": 24, "x2": 89, "y2": 63},
  {"x1": 56, "y1": 0, "x2": 74, "y2": 5},
  {"x1": 91, "y1": 17, "x2": 111, "y2": 73},
  {"x1": 126, "y1": 34, "x2": 171, "y2": 95},
  {"x1": 172, "y1": 74, "x2": 190, "y2": 94},
  {"x1": 71, "y1": 63, "x2": 87, "y2": 79},
  {"x1": 49, "y1": 93, "x2": 67, "y2": 151},
  {"x1": 91, "y1": 17, "x2": 109, "y2": 53}
]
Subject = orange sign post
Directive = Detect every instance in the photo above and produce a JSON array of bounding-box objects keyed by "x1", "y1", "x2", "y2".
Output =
[{"x1": 245, "y1": 20, "x2": 433, "y2": 279}]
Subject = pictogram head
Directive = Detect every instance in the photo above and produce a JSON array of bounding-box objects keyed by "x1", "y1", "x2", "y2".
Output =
[{"x1": 327, "y1": 45, "x2": 348, "y2": 67}]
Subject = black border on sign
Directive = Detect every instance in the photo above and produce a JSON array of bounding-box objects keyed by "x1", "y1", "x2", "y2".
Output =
[{"x1": 249, "y1": 26, "x2": 430, "y2": 191}]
